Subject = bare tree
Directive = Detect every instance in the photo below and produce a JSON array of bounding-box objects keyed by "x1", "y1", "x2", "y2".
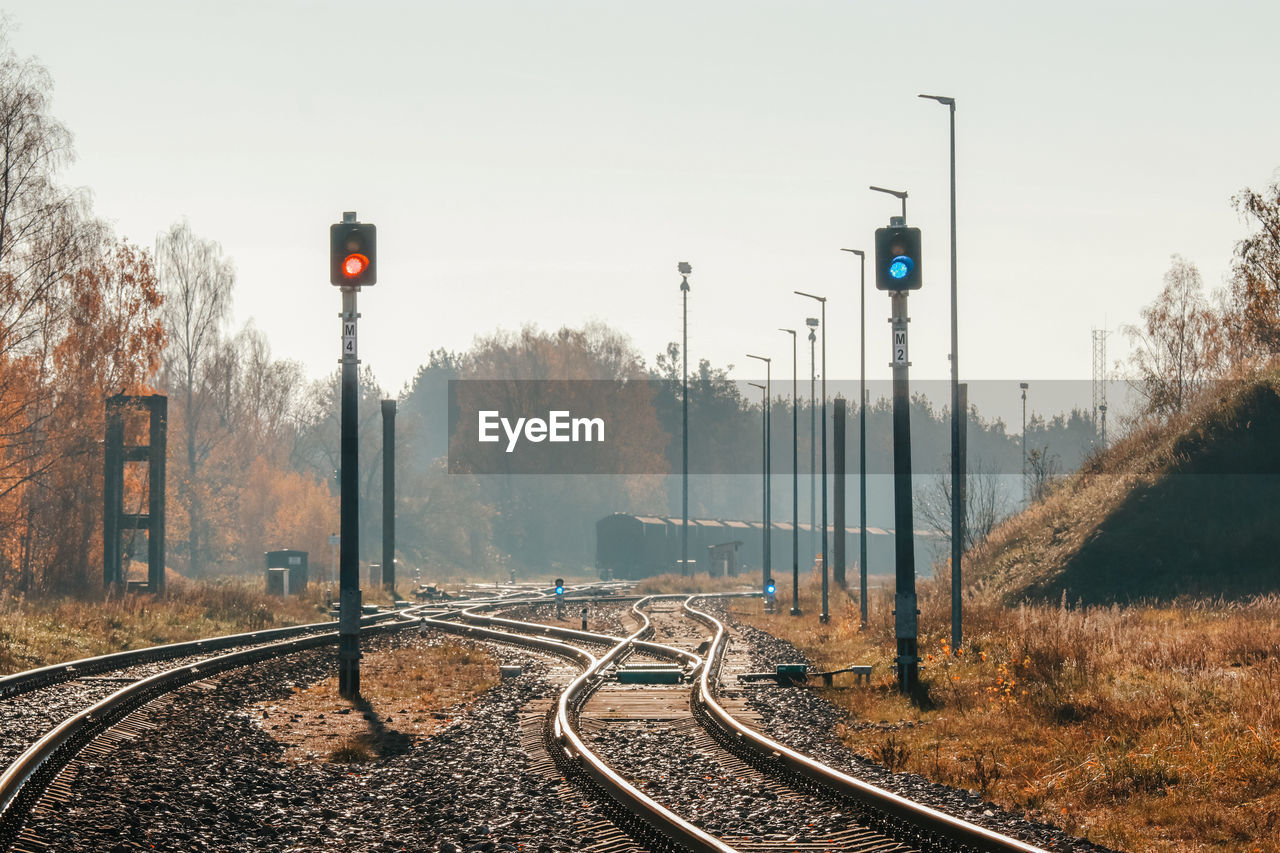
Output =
[
  {"x1": 1125, "y1": 255, "x2": 1224, "y2": 417},
  {"x1": 1026, "y1": 446, "x2": 1062, "y2": 503},
  {"x1": 156, "y1": 220, "x2": 233, "y2": 575},
  {"x1": 916, "y1": 456, "x2": 1012, "y2": 554}
]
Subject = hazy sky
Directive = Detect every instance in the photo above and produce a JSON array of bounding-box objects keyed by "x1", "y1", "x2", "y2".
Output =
[{"x1": 4, "y1": 1, "x2": 1278, "y2": 426}]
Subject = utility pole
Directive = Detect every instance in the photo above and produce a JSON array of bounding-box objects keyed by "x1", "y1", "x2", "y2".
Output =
[
  {"x1": 680, "y1": 262, "x2": 691, "y2": 576},
  {"x1": 833, "y1": 397, "x2": 846, "y2": 589},
  {"x1": 382, "y1": 399, "x2": 396, "y2": 594},
  {"x1": 780, "y1": 328, "x2": 800, "y2": 616},
  {"x1": 748, "y1": 382, "x2": 768, "y2": 595},
  {"x1": 796, "y1": 293, "x2": 827, "y2": 623},
  {"x1": 1021, "y1": 382, "x2": 1029, "y2": 506},
  {"x1": 840, "y1": 247, "x2": 869, "y2": 626},
  {"x1": 807, "y1": 319, "x2": 818, "y2": 566}
]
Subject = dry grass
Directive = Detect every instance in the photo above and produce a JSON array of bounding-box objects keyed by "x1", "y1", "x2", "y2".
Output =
[
  {"x1": 734, "y1": 575, "x2": 1280, "y2": 852},
  {"x1": 632, "y1": 572, "x2": 757, "y2": 596},
  {"x1": 253, "y1": 642, "x2": 499, "y2": 763},
  {"x1": 969, "y1": 373, "x2": 1280, "y2": 603},
  {"x1": 0, "y1": 578, "x2": 330, "y2": 675}
]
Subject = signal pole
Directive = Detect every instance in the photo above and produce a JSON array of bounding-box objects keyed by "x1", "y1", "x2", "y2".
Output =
[
  {"x1": 889, "y1": 286, "x2": 919, "y2": 693},
  {"x1": 871, "y1": 193, "x2": 920, "y2": 696},
  {"x1": 338, "y1": 280, "x2": 361, "y2": 697},
  {"x1": 331, "y1": 211, "x2": 377, "y2": 699}
]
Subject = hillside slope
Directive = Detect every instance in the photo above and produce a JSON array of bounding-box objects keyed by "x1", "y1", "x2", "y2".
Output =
[{"x1": 969, "y1": 374, "x2": 1280, "y2": 604}]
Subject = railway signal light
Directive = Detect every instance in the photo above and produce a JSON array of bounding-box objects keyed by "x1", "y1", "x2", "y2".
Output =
[
  {"x1": 555, "y1": 578, "x2": 565, "y2": 596},
  {"x1": 874, "y1": 225, "x2": 922, "y2": 291},
  {"x1": 330, "y1": 217, "x2": 377, "y2": 286},
  {"x1": 765, "y1": 579, "x2": 776, "y2": 596}
]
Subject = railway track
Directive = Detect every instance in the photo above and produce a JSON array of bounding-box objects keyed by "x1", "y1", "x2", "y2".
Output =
[
  {"x1": 437, "y1": 593, "x2": 1050, "y2": 852},
  {"x1": 0, "y1": 589, "x2": 1066, "y2": 852},
  {"x1": 0, "y1": 584, "x2": 594, "y2": 850}
]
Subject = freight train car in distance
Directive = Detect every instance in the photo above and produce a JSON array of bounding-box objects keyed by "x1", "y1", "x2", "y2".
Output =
[{"x1": 595, "y1": 513, "x2": 940, "y2": 580}]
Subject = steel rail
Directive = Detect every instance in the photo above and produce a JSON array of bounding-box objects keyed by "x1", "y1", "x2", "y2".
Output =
[
  {"x1": 0, "y1": 610, "x2": 407, "y2": 700},
  {"x1": 426, "y1": 597, "x2": 736, "y2": 852},
  {"x1": 551, "y1": 596, "x2": 738, "y2": 853},
  {"x1": 457, "y1": 600, "x2": 701, "y2": 667},
  {"x1": 0, "y1": 583, "x2": 587, "y2": 699},
  {"x1": 681, "y1": 596, "x2": 1049, "y2": 853},
  {"x1": 0, "y1": 615, "x2": 423, "y2": 839}
]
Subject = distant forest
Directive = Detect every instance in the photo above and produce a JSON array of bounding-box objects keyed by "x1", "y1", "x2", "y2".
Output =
[{"x1": 393, "y1": 324, "x2": 1105, "y2": 575}]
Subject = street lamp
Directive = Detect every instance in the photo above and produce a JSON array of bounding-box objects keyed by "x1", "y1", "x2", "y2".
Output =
[
  {"x1": 679, "y1": 262, "x2": 691, "y2": 576},
  {"x1": 747, "y1": 353, "x2": 771, "y2": 590},
  {"x1": 779, "y1": 328, "x2": 800, "y2": 616},
  {"x1": 1020, "y1": 382, "x2": 1029, "y2": 505},
  {"x1": 795, "y1": 291, "x2": 828, "y2": 623},
  {"x1": 919, "y1": 92, "x2": 964, "y2": 653},
  {"x1": 840, "y1": 247, "x2": 869, "y2": 627},
  {"x1": 748, "y1": 381, "x2": 769, "y2": 597},
  {"x1": 869, "y1": 185, "x2": 908, "y2": 220},
  {"x1": 806, "y1": 317, "x2": 818, "y2": 565}
]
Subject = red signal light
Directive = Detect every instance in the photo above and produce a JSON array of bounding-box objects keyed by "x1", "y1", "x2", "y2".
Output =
[
  {"x1": 330, "y1": 218, "x2": 376, "y2": 286},
  {"x1": 342, "y1": 253, "x2": 369, "y2": 279}
]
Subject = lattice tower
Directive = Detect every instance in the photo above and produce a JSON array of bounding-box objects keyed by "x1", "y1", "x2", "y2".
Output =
[{"x1": 1091, "y1": 328, "x2": 1108, "y2": 423}]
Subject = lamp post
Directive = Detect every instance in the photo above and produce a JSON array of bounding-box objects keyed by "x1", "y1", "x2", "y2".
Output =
[
  {"x1": 748, "y1": 381, "x2": 769, "y2": 596},
  {"x1": 806, "y1": 318, "x2": 818, "y2": 566},
  {"x1": 1020, "y1": 382, "x2": 1029, "y2": 505},
  {"x1": 795, "y1": 292, "x2": 828, "y2": 623},
  {"x1": 919, "y1": 93, "x2": 964, "y2": 653},
  {"x1": 747, "y1": 354, "x2": 772, "y2": 589},
  {"x1": 779, "y1": 328, "x2": 800, "y2": 616},
  {"x1": 679, "y1": 262, "x2": 691, "y2": 576},
  {"x1": 840, "y1": 247, "x2": 869, "y2": 627}
]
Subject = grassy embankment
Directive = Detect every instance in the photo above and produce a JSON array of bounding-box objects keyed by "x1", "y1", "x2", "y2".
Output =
[
  {"x1": 721, "y1": 377, "x2": 1280, "y2": 852},
  {"x1": 732, "y1": 578, "x2": 1280, "y2": 853}
]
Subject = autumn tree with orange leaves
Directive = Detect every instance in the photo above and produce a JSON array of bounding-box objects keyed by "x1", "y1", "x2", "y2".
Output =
[{"x1": 0, "y1": 34, "x2": 165, "y2": 593}]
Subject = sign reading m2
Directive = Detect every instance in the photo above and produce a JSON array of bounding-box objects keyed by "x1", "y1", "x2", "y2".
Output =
[{"x1": 478, "y1": 410, "x2": 605, "y2": 453}]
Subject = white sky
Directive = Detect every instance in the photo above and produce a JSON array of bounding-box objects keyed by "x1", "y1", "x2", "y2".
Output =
[{"x1": 5, "y1": 1, "x2": 1279, "y2": 428}]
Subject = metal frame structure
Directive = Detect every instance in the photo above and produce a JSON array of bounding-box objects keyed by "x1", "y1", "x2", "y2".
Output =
[{"x1": 103, "y1": 394, "x2": 167, "y2": 594}]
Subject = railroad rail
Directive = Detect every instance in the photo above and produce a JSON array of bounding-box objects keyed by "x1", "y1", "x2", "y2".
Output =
[
  {"x1": 0, "y1": 607, "x2": 447, "y2": 848},
  {"x1": 425, "y1": 592, "x2": 1049, "y2": 851},
  {"x1": 0, "y1": 590, "x2": 1055, "y2": 852},
  {"x1": 0, "y1": 610, "x2": 403, "y2": 700}
]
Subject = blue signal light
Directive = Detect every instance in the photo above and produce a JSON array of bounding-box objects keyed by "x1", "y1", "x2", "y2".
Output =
[
  {"x1": 889, "y1": 256, "x2": 914, "y2": 280},
  {"x1": 766, "y1": 581, "x2": 776, "y2": 595},
  {"x1": 555, "y1": 585, "x2": 564, "y2": 596}
]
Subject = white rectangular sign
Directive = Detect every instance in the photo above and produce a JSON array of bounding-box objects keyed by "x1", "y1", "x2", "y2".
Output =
[
  {"x1": 343, "y1": 319, "x2": 356, "y2": 356},
  {"x1": 893, "y1": 329, "x2": 907, "y2": 366}
]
